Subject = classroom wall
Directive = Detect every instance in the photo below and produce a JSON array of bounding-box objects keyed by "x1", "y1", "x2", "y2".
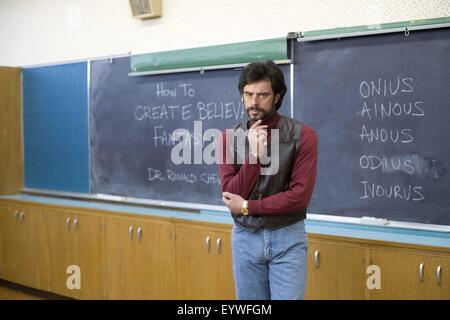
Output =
[{"x1": 0, "y1": 0, "x2": 449, "y2": 66}]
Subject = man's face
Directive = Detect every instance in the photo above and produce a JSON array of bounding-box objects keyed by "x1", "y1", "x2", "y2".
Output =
[{"x1": 242, "y1": 79, "x2": 278, "y2": 121}]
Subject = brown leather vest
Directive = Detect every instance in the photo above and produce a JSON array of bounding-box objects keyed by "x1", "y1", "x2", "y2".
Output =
[{"x1": 231, "y1": 115, "x2": 306, "y2": 231}]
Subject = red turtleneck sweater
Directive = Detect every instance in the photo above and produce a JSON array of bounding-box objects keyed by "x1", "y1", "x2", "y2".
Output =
[{"x1": 218, "y1": 112, "x2": 318, "y2": 216}]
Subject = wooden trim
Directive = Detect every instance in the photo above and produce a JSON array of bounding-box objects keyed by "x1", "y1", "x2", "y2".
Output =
[{"x1": 0, "y1": 67, "x2": 23, "y2": 195}]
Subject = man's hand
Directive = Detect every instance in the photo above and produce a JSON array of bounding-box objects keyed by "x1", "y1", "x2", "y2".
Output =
[
  {"x1": 248, "y1": 120, "x2": 268, "y2": 159},
  {"x1": 222, "y1": 192, "x2": 245, "y2": 215}
]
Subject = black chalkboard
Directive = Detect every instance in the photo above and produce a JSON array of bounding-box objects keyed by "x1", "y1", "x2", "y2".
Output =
[
  {"x1": 293, "y1": 27, "x2": 450, "y2": 225},
  {"x1": 90, "y1": 57, "x2": 291, "y2": 206}
]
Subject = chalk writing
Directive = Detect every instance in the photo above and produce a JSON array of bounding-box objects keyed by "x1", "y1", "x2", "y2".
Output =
[
  {"x1": 146, "y1": 166, "x2": 220, "y2": 185},
  {"x1": 360, "y1": 181, "x2": 424, "y2": 201},
  {"x1": 357, "y1": 76, "x2": 426, "y2": 202}
]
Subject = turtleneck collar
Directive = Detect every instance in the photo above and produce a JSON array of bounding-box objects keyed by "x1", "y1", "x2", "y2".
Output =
[{"x1": 247, "y1": 111, "x2": 280, "y2": 130}]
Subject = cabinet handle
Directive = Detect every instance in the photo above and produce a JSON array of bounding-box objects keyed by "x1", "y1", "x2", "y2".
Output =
[
  {"x1": 216, "y1": 238, "x2": 222, "y2": 254},
  {"x1": 314, "y1": 250, "x2": 320, "y2": 268},
  {"x1": 137, "y1": 227, "x2": 142, "y2": 240},
  {"x1": 66, "y1": 217, "x2": 71, "y2": 229},
  {"x1": 205, "y1": 236, "x2": 211, "y2": 253},
  {"x1": 129, "y1": 226, "x2": 134, "y2": 240},
  {"x1": 20, "y1": 211, "x2": 25, "y2": 222},
  {"x1": 14, "y1": 211, "x2": 19, "y2": 221},
  {"x1": 436, "y1": 265, "x2": 442, "y2": 286},
  {"x1": 73, "y1": 218, "x2": 79, "y2": 230},
  {"x1": 419, "y1": 263, "x2": 425, "y2": 282}
]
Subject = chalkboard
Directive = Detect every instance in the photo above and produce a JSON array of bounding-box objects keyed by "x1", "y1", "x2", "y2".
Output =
[
  {"x1": 293, "y1": 27, "x2": 450, "y2": 225},
  {"x1": 90, "y1": 57, "x2": 291, "y2": 206},
  {"x1": 22, "y1": 62, "x2": 89, "y2": 193}
]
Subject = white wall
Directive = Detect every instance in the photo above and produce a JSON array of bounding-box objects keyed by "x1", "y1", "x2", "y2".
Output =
[{"x1": 0, "y1": 0, "x2": 449, "y2": 66}]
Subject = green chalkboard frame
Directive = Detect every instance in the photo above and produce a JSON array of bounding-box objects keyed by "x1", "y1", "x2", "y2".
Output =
[
  {"x1": 129, "y1": 17, "x2": 450, "y2": 76},
  {"x1": 300, "y1": 16, "x2": 450, "y2": 41},
  {"x1": 129, "y1": 37, "x2": 289, "y2": 75}
]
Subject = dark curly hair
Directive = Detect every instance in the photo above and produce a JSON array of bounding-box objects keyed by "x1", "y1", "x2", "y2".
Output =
[{"x1": 238, "y1": 60, "x2": 287, "y2": 110}]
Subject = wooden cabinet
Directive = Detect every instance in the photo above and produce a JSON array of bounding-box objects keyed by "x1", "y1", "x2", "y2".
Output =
[
  {"x1": 305, "y1": 237, "x2": 366, "y2": 300},
  {"x1": 104, "y1": 216, "x2": 175, "y2": 299},
  {"x1": 47, "y1": 209, "x2": 104, "y2": 299},
  {"x1": 0, "y1": 204, "x2": 48, "y2": 290},
  {"x1": 369, "y1": 247, "x2": 450, "y2": 300},
  {"x1": 306, "y1": 236, "x2": 450, "y2": 300},
  {"x1": 175, "y1": 224, "x2": 235, "y2": 299},
  {"x1": 1, "y1": 198, "x2": 449, "y2": 300},
  {"x1": 0, "y1": 67, "x2": 23, "y2": 195}
]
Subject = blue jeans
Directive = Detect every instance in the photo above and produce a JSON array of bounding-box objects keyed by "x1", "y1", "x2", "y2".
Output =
[{"x1": 232, "y1": 220, "x2": 308, "y2": 300}]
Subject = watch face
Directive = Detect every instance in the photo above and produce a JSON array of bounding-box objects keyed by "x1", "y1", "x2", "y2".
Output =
[{"x1": 241, "y1": 208, "x2": 249, "y2": 215}]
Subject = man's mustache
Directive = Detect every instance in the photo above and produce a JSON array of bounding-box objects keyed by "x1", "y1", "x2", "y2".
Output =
[{"x1": 246, "y1": 105, "x2": 260, "y2": 112}]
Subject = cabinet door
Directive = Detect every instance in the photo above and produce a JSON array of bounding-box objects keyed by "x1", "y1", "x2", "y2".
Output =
[
  {"x1": 105, "y1": 216, "x2": 175, "y2": 299},
  {"x1": 20, "y1": 206, "x2": 49, "y2": 289},
  {"x1": 0, "y1": 205, "x2": 2, "y2": 274},
  {"x1": 0, "y1": 204, "x2": 13, "y2": 280},
  {"x1": 48, "y1": 210, "x2": 74, "y2": 296},
  {"x1": 0, "y1": 205, "x2": 49, "y2": 290},
  {"x1": 0, "y1": 206, "x2": 23, "y2": 283},
  {"x1": 305, "y1": 239, "x2": 365, "y2": 300},
  {"x1": 369, "y1": 248, "x2": 430, "y2": 299},
  {"x1": 175, "y1": 225, "x2": 217, "y2": 299},
  {"x1": 214, "y1": 230, "x2": 235, "y2": 299},
  {"x1": 137, "y1": 220, "x2": 176, "y2": 299},
  {"x1": 175, "y1": 225, "x2": 235, "y2": 300},
  {"x1": 72, "y1": 213, "x2": 104, "y2": 299},
  {"x1": 48, "y1": 210, "x2": 104, "y2": 299},
  {"x1": 104, "y1": 217, "x2": 138, "y2": 299},
  {"x1": 425, "y1": 256, "x2": 450, "y2": 300}
]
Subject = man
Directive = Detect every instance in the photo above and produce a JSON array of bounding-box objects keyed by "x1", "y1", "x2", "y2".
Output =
[{"x1": 218, "y1": 60, "x2": 318, "y2": 300}]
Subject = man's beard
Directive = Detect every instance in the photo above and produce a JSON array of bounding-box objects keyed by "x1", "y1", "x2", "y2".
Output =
[{"x1": 245, "y1": 105, "x2": 276, "y2": 121}]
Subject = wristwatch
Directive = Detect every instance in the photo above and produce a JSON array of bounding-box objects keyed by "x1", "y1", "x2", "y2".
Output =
[{"x1": 241, "y1": 200, "x2": 249, "y2": 216}]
